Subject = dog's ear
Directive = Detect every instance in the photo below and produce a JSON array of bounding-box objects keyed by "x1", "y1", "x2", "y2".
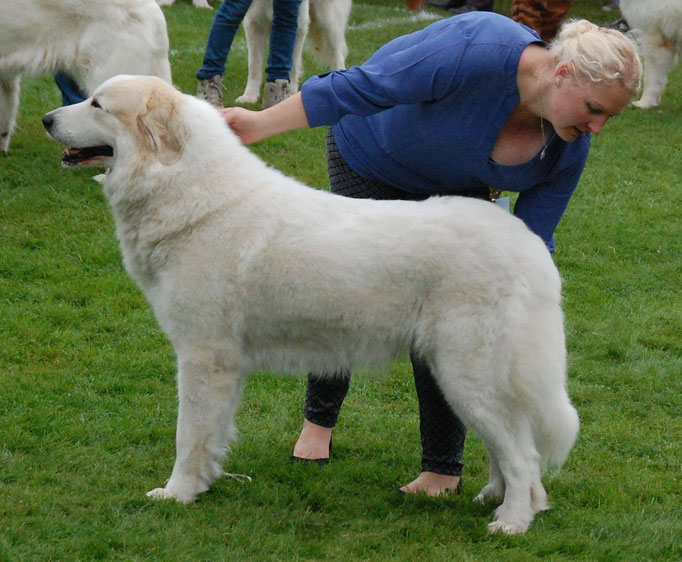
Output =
[{"x1": 137, "y1": 97, "x2": 188, "y2": 166}]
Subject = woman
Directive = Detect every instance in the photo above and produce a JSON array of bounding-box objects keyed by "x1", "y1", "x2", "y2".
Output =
[{"x1": 222, "y1": 12, "x2": 641, "y2": 496}]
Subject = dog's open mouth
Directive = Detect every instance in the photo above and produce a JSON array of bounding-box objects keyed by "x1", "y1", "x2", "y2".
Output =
[{"x1": 61, "y1": 145, "x2": 114, "y2": 166}]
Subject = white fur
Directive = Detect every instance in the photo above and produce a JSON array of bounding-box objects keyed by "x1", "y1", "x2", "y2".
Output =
[
  {"x1": 0, "y1": 0, "x2": 172, "y2": 153},
  {"x1": 620, "y1": 0, "x2": 681, "y2": 108},
  {"x1": 43, "y1": 75, "x2": 579, "y2": 535},
  {"x1": 236, "y1": 0, "x2": 351, "y2": 104},
  {"x1": 156, "y1": 0, "x2": 212, "y2": 9}
]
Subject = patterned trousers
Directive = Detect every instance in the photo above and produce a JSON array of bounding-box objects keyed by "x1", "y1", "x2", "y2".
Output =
[
  {"x1": 511, "y1": 0, "x2": 573, "y2": 42},
  {"x1": 303, "y1": 130, "x2": 489, "y2": 476}
]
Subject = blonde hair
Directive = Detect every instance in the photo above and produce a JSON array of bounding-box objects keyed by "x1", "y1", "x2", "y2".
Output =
[{"x1": 549, "y1": 19, "x2": 642, "y2": 95}]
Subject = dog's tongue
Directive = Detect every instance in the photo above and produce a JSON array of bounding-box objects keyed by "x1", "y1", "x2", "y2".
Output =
[{"x1": 66, "y1": 148, "x2": 81, "y2": 156}]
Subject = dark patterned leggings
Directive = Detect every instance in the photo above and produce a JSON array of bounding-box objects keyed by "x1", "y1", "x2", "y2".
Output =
[{"x1": 303, "y1": 130, "x2": 489, "y2": 476}]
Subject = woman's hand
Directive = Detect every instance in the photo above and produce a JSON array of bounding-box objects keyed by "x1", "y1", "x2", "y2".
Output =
[
  {"x1": 220, "y1": 107, "x2": 267, "y2": 145},
  {"x1": 220, "y1": 91, "x2": 310, "y2": 145}
]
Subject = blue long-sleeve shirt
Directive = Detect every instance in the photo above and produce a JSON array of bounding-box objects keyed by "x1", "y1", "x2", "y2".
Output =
[{"x1": 301, "y1": 12, "x2": 591, "y2": 252}]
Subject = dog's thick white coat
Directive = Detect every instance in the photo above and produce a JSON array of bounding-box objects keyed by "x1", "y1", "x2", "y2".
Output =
[
  {"x1": 44, "y1": 76, "x2": 579, "y2": 535},
  {"x1": 0, "y1": 0, "x2": 172, "y2": 152},
  {"x1": 236, "y1": 0, "x2": 351, "y2": 104},
  {"x1": 620, "y1": 0, "x2": 681, "y2": 108}
]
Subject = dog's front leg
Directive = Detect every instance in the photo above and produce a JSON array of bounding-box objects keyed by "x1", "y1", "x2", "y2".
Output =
[
  {"x1": 0, "y1": 75, "x2": 21, "y2": 153},
  {"x1": 147, "y1": 352, "x2": 246, "y2": 503}
]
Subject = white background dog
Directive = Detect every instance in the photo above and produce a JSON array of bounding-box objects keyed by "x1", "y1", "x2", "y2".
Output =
[
  {"x1": 43, "y1": 75, "x2": 578, "y2": 535},
  {"x1": 236, "y1": 0, "x2": 351, "y2": 104},
  {"x1": 620, "y1": 0, "x2": 681, "y2": 108},
  {"x1": 0, "y1": 0, "x2": 172, "y2": 153}
]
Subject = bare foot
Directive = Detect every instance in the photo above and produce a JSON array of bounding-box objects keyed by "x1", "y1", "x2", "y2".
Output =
[
  {"x1": 292, "y1": 419, "x2": 332, "y2": 460},
  {"x1": 399, "y1": 471, "x2": 461, "y2": 497}
]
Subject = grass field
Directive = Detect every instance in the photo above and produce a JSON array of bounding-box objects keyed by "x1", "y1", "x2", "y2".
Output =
[{"x1": 1, "y1": 0, "x2": 680, "y2": 559}]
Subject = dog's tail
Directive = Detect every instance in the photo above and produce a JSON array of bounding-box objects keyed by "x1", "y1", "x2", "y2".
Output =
[{"x1": 535, "y1": 392, "x2": 579, "y2": 471}]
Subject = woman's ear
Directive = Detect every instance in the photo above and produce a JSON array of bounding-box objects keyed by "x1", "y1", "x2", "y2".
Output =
[{"x1": 554, "y1": 62, "x2": 574, "y2": 86}]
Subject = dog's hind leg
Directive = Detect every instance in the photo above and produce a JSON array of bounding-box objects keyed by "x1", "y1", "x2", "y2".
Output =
[
  {"x1": 633, "y1": 34, "x2": 677, "y2": 108},
  {"x1": 429, "y1": 350, "x2": 544, "y2": 534},
  {"x1": 469, "y1": 408, "x2": 545, "y2": 534},
  {"x1": 0, "y1": 75, "x2": 21, "y2": 153},
  {"x1": 237, "y1": 4, "x2": 272, "y2": 104},
  {"x1": 474, "y1": 450, "x2": 505, "y2": 503},
  {"x1": 147, "y1": 349, "x2": 246, "y2": 503},
  {"x1": 308, "y1": 0, "x2": 348, "y2": 71}
]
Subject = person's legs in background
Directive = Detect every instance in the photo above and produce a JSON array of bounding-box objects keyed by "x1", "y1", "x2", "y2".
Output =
[
  {"x1": 54, "y1": 72, "x2": 86, "y2": 106},
  {"x1": 511, "y1": 0, "x2": 572, "y2": 42},
  {"x1": 261, "y1": 0, "x2": 303, "y2": 108},
  {"x1": 196, "y1": 0, "x2": 254, "y2": 108}
]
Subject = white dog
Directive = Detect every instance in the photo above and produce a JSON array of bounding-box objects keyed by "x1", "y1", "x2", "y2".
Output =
[
  {"x1": 156, "y1": 0, "x2": 212, "y2": 9},
  {"x1": 236, "y1": 0, "x2": 351, "y2": 104},
  {"x1": 0, "y1": 0, "x2": 172, "y2": 153},
  {"x1": 43, "y1": 75, "x2": 579, "y2": 535},
  {"x1": 620, "y1": 0, "x2": 681, "y2": 108}
]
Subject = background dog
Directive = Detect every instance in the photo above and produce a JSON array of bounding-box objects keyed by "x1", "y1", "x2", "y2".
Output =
[
  {"x1": 0, "y1": 0, "x2": 172, "y2": 153},
  {"x1": 43, "y1": 75, "x2": 578, "y2": 535},
  {"x1": 236, "y1": 0, "x2": 351, "y2": 104},
  {"x1": 620, "y1": 0, "x2": 681, "y2": 108}
]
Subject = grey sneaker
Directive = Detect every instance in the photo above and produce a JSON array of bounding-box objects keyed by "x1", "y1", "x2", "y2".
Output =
[
  {"x1": 261, "y1": 79, "x2": 294, "y2": 109},
  {"x1": 196, "y1": 74, "x2": 223, "y2": 108}
]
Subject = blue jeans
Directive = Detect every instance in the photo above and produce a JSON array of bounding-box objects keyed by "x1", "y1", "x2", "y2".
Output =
[
  {"x1": 196, "y1": 0, "x2": 302, "y2": 82},
  {"x1": 54, "y1": 72, "x2": 86, "y2": 106}
]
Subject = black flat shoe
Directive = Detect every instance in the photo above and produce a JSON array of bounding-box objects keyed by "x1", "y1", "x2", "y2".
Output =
[
  {"x1": 291, "y1": 437, "x2": 332, "y2": 466},
  {"x1": 398, "y1": 477, "x2": 463, "y2": 496}
]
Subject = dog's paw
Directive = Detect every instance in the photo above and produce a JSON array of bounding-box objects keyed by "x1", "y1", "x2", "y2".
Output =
[
  {"x1": 487, "y1": 518, "x2": 530, "y2": 535},
  {"x1": 235, "y1": 94, "x2": 259, "y2": 105},
  {"x1": 631, "y1": 99, "x2": 658, "y2": 109},
  {"x1": 487, "y1": 505, "x2": 533, "y2": 535},
  {"x1": 146, "y1": 486, "x2": 196, "y2": 504},
  {"x1": 193, "y1": 0, "x2": 213, "y2": 8}
]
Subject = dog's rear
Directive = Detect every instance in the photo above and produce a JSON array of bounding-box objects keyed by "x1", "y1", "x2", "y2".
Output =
[
  {"x1": 0, "y1": 0, "x2": 171, "y2": 152},
  {"x1": 621, "y1": 0, "x2": 681, "y2": 108}
]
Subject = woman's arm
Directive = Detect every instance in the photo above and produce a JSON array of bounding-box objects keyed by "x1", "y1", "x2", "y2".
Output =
[{"x1": 220, "y1": 91, "x2": 309, "y2": 144}]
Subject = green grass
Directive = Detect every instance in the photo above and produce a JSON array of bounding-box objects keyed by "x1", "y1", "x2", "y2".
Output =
[{"x1": 1, "y1": 0, "x2": 680, "y2": 559}]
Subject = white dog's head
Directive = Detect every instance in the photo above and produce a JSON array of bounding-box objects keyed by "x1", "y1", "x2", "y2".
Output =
[{"x1": 43, "y1": 75, "x2": 188, "y2": 168}]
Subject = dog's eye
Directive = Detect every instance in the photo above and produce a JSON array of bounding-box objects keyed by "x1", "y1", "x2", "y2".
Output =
[{"x1": 91, "y1": 99, "x2": 102, "y2": 109}]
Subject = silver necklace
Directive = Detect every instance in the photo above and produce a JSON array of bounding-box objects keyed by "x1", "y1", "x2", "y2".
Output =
[{"x1": 539, "y1": 116, "x2": 555, "y2": 160}]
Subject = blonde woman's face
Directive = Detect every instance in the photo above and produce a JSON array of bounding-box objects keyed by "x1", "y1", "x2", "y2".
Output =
[{"x1": 548, "y1": 74, "x2": 631, "y2": 141}]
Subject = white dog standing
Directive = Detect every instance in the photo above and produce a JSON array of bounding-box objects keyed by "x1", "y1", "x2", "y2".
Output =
[
  {"x1": 0, "y1": 0, "x2": 172, "y2": 153},
  {"x1": 236, "y1": 0, "x2": 351, "y2": 104},
  {"x1": 43, "y1": 75, "x2": 578, "y2": 535},
  {"x1": 620, "y1": 0, "x2": 681, "y2": 108}
]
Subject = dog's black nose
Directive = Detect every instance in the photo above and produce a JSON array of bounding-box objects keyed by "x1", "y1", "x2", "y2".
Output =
[{"x1": 42, "y1": 113, "x2": 54, "y2": 130}]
